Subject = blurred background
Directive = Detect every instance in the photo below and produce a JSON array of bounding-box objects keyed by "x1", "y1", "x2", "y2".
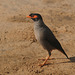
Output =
[{"x1": 0, "y1": 0, "x2": 75, "y2": 75}]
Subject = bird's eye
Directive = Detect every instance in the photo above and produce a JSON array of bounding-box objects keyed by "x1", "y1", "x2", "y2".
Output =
[
  {"x1": 31, "y1": 15, "x2": 38, "y2": 18},
  {"x1": 32, "y1": 15, "x2": 34, "y2": 17}
]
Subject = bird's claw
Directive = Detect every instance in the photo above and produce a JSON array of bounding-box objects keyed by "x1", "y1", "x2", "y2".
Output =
[
  {"x1": 38, "y1": 63, "x2": 45, "y2": 67},
  {"x1": 38, "y1": 58, "x2": 55, "y2": 61},
  {"x1": 38, "y1": 62, "x2": 51, "y2": 67}
]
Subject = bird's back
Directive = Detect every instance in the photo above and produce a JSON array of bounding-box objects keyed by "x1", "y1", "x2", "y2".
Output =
[
  {"x1": 34, "y1": 22, "x2": 63, "y2": 50},
  {"x1": 27, "y1": 13, "x2": 68, "y2": 59}
]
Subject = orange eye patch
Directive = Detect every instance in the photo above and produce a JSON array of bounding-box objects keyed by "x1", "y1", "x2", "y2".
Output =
[{"x1": 27, "y1": 15, "x2": 38, "y2": 18}]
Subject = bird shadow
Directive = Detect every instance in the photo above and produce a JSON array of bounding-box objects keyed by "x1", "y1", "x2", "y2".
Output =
[
  {"x1": 69, "y1": 56, "x2": 75, "y2": 62},
  {"x1": 41, "y1": 56, "x2": 75, "y2": 67},
  {"x1": 54, "y1": 56, "x2": 75, "y2": 62},
  {"x1": 59, "y1": 56, "x2": 75, "y2": 64}
]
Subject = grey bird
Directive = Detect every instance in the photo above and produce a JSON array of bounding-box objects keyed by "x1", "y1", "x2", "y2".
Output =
[{"x1": 27, "y1": 13, "x2": 69, "y2": 66}]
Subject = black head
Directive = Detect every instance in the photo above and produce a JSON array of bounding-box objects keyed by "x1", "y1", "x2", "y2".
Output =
[{"x1": 27, "y1": 13, "x2": 42, "y2": 21}]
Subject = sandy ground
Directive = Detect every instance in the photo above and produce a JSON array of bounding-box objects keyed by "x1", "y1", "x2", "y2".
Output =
[{"x1": 0, "y1": 0, "x2": 75, "y2": 75}]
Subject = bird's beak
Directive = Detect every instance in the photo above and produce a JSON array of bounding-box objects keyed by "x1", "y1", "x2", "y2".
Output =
[
  {"x1": 26, "y1": 16, "x2": 32, "y2": 18},
  {"x1": 26, "y1": 15, "x2": 38, "y2": 18}
]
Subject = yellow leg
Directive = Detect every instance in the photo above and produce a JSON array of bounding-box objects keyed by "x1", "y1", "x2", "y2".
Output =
[{"x1": 38, "y1": 56, "x2": 50, "y2": 66}]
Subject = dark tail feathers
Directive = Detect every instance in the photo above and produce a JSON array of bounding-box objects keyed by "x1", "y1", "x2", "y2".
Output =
[{"x1": 59, "y1": 48, "x2": 69, "y2": 59}]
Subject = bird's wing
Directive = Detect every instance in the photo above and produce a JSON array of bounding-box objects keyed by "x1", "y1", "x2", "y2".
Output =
[{"x1": 44, "y1": 27, "x2": 63, "y2": 50}]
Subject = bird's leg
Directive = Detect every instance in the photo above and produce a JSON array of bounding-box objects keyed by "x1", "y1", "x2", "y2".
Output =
[
  {"x1": 38, "y1": 51, "x2": 52, "y2": 66},
  {"x1": 38, "y1": 55, "x2": 50, "y2": 66},
  {"x1": 38, "y1": 51, "x2": 54, "y2": 61}
]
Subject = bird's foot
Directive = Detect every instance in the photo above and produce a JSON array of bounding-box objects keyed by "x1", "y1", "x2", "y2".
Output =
[
  {"x1": 38, "y1": 58, "x2": 46, "y2": 61},
  {"x1": 38, "y1": 56, "x2": 51, "y2": 67},
  {"x1": 38, "y1": 62, "x2": 51, "y2": 67},
  {"x1": 38, "y1": 58, "x2": 55, "y2": 61},
  {"x1": 38, "y1": 63, "x2": 44, "y2": 67},
  {"x1": 38, "y1": 62, "x2": 47, "y2": 67}
]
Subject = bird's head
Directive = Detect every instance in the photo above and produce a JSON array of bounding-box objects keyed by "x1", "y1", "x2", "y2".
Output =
[{"x1": 27, "y1": 13, "x2": 42, "y2": 21}]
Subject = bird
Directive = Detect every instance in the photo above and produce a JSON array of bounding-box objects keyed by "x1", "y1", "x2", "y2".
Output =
[{"x1": 27, "y1": 13, "x2": 69, "y2": 66}]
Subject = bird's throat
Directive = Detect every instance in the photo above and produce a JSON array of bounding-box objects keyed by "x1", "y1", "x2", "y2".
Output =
[{"x1": 34, "y1": 19, "x2": 45, "y2": 27}]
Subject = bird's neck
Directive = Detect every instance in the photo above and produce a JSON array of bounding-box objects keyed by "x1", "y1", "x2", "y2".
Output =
[{"x1": 34, "y1": 19, "x2": 45, "y2": 27}]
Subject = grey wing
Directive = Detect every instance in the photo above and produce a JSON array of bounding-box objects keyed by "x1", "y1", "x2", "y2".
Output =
[{"x1": 44, "y1": 27, "x2": 63, "y2": 50}]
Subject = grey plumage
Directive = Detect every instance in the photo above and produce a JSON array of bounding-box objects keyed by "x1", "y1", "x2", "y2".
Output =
[
  {"x1": 34, "y1": 19, "x2": 68, "y2": 58},
  {"x1": 27, "y1": 13, "x2": 69, "y2": 66}
]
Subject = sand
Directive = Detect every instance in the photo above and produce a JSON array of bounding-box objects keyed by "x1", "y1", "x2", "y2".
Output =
[{"x1": 0, "y1": 0, "x2": 75, "y2": 75}]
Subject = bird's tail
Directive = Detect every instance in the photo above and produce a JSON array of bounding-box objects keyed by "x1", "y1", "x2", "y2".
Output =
[{"x1": 59, "y1": 48, "x2": 69, "y2": 59}]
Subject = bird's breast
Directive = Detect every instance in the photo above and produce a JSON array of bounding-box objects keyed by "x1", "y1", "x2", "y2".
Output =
[{"x1": 34, "y1": 26, "x2": 44, "y2": 41}]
